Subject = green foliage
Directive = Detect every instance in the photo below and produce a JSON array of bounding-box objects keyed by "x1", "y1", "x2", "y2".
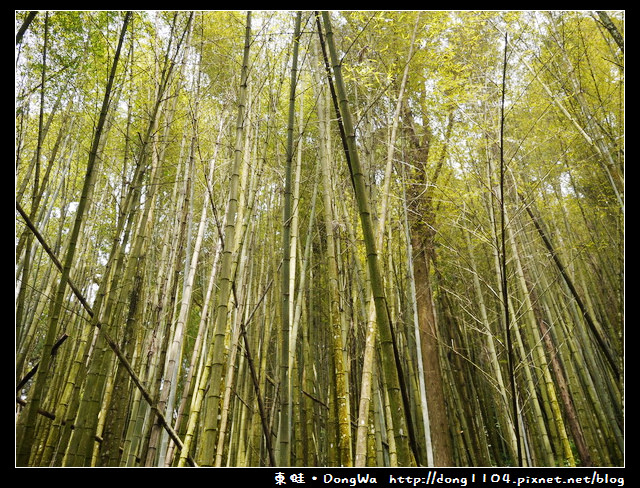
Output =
[
  {"x1": 15, "y1": 10, "x2": 623, "y2": 468},
  {"x1": 195, "y1": 11, "x2": 250, "y2": 100}
]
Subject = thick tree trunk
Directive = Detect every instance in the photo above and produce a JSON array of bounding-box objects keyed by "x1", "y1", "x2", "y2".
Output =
[
  {"x1": 410, "y1": 232, "x2": 453, "y2": 466},
  {"x1": 402, "y1": 104, "x2": 455, "y2": 466}
]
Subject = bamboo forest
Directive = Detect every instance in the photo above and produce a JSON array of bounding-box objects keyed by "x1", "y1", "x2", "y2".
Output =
[{"x1": 15, "y1": 10, "x2": 624, "y2": 469}]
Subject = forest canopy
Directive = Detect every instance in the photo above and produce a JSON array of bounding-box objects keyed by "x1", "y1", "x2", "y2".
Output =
[{"x1": 15, "y1": 10, "x2": 624, "y2": 468}]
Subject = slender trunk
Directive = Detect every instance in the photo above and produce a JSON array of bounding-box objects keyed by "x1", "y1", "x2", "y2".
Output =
[
  {"x1": 318, "y1": 11, "x2": 414, "y2": 466},
  {"x1": 355, "y1": 13, "x2": 421, "y2": 467},
  {"x1": 318, "y1": 76, "x2": 352, "y2": 467},
  {"x1": 184, "y1": 12, "x2": 252, "y2": 466},
  {"x1": 16, "y1": 12, "x2": 131, "y2": 466},
  {"x1": 279, "y1": 12, "x2": 302, "y2": 466},
  {"x1": 498, "y1": 33, "x2": 523, "y2": 467}
]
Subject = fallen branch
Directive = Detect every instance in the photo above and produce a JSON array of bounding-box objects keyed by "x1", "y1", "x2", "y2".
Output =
[
  {"x1": 16, "y1": 333, "x2": 69, "y2": 393},
  {"x1": 16, "y1": 201, "x2": 197, "y2": 467}
]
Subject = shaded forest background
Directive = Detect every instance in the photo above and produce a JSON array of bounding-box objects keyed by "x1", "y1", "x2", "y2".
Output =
[{"x1": 15, "y1": 10, "x2": 624, "y2": 468}]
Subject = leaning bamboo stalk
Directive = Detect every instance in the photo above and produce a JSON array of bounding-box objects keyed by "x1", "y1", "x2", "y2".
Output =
[
  {"x1": 16, "y1": 13, "x2": 131, "y2": 466},
  {"x1": 505, "y1": 210, "x2": 574, "y2": 466},
  {"x1": 519, "y1": 194, "x2": 620, "y2": 381},
  {"x1": 16, "y1": 200, "x2": 197, "y2": 466},
  {"x1": 355, "y1": 12, "x2": 422, "y2": 468},
  {"x1": 318, "y1": 11, "x2": 414, "y2": 467}
]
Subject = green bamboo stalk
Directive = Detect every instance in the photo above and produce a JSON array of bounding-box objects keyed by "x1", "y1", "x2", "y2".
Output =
[
  {"x1": 318, "y1": 11, "x2": 414, "y2": 467},
  {"x1": 183, "y1": 12, "x2": 252, "y2": 466},
  {"x1": 519, "y1": 195, "x2": 620, "y2": 381},
  {"x1": 280, "y1": 12, "x2": 302, "y2": 466},
  {"x1": 318, "y1": 73, "x2": 353, "y2": 467},
  {"x1": 16, "y1": 12, "x2": 131, "y2": 466}
]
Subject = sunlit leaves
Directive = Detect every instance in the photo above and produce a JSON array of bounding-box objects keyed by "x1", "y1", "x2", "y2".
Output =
[{"x1": 15, "y1": 10, "x2": 623, "y2": 467}]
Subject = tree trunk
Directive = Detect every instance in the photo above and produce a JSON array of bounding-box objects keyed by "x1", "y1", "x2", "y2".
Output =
[
  {"x1": 279, "y1": 12, "x2": 301, "y2": 466},
  {"x1": 319, "y1": 11, "x2": 414, "y2": 467},
  {"x1": 16, "y1": 12, "x2": 131, "y2": 466},
  {"x1": 402, "y1": 105, "x2": 455, "y2": 466},
  {"x1": 183, "y1": 12, "x2": 252, "y2": 467}
]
